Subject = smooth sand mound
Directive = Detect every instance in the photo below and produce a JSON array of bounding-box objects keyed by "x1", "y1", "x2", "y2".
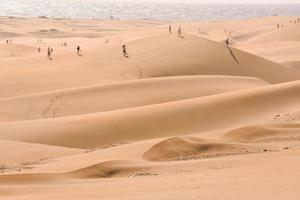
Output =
[
  {"x1": 223, "y1": 123, "x2": 300, "y2": 143},
  {"x1": 0, "y1": 173, "x2": 65, "y2": 185},
  {"x1": 0, "y1": 31, "x2": 21, "y2": 38},
  {"x1": 0, "y1": 160, "x2": 148, "y2": 185},
  {"x1": 0, "y1": 30, "x2": 299, "y2": 99},
  {"x1": 235, "y1": 41, "x2": 300, "y2": 64},
  {"x1": 68, "y1": 160, "x2": 147, "y2": 179},
  {"x1": 29, "y1": 29, "x2": 68, "y2": 38},
  {"x1": 0, "y1": 43, "x2": 36, "y2": 57},
  {"x1": 283, "y1": 61, "x2": 300, "y2": 71},
  {"x1": 229, "y1": 29, "x2": 274, "y2": 45},
  {"x1": 127, "y1": 34, "x2": 300, "y2": 83},
  {"x1": 0, "y1": 81, "x2": 299, "y2": 149},
  {"x1": 0, "y1": 140, "x2": 82, "y2": 169},
  {"x1": 240, "y1": 24, "x2": 300, "y2": 44},
  {"x1": 143, "y1": 137, "x2": 256, "y2": 162},
  {"x1": 0, "y1": 139, "x2": 83, "y2": 175},
  {"x1": 0, "y1": 76, "x2": 268, "y2": 122},
  {"x1": 0, "y1": 16, "x2": 300, "y2": 200}
]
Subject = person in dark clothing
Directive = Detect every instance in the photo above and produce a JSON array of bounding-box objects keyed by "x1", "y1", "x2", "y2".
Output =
[
  {"x1": 225, "y1": 38, "x2": 229, "y2": 46},
  {"x1": 47, "y1": 47, "x2": 51, "y2": 59},
  {"x1": 122, "y1": 44, "x2": 128, "y2": 57},
  {"x1": 77, "y1": 45, "x2": 81, "y2": 55}
]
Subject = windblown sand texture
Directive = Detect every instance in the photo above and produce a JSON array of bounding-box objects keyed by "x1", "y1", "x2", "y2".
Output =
[{"x1": 0, "y1": 16, "x2": 300, "y2": 199}]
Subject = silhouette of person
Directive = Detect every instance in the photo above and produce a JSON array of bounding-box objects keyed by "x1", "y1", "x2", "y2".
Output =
[
  {"x1": 178, "y1": 26, "x2": 182, "y2": 37},
  {"x1": 47, "y1": 47, "x2": 51, "y2": 58},
  {"x1": 122, "y1": 44, "x2": 127, "y2": 57},
  {"x1": 77, "y1": 45, "x2": 81, "y2": 55},
  {"x1": 225, "y1": 38, "x2": 229, "y2": 46}
]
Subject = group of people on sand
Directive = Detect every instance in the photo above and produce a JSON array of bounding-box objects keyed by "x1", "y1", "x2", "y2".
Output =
[
  {"x1": 121, "y1": 25, "x2": 184, "y2": 59},
  {"x1": 38, "y1": 24, "x2": 186, "y2": 60},
  {"x1": 6, "y1": 39, "x2": 12, "y2": 44},
  {"x1": 277, "y1": 24, "x2": 284, "y2": 29},
  {"x1": 289, "y1": 18, "x2": 300, "y2": 24},
  {"x1": 37, "y1": 42, "x2": 81, "y2": 59},
  {"x1": 47, "y1": 47, "x2": 54, "y2": 59},
  {"x1": 1, "y1": 23, "x2": 231, "y2": 61},
  {"x1": 277, "y1": 18, "x2": 300, "y2": 29},
  {"x1": 168, "y1": 25, "x2": 183, "y2": 37}
]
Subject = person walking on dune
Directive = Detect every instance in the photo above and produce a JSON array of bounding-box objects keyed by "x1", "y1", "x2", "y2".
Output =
[
  {"x1": 178, "y1": 26, "x2": 182, "y2": 37},
  {"x1": 225, "y1": 37, "x2": 230, "y2": 46},
  {"x1": 47, "y1": 47, "x2": 51, "y2": 59},
  {"x1": 122, "y1": 44, "x2": 128, "y2": 57},
  {"x1": 169, "y1": 25, "x2": 172, "y2": 34},
  {"x1": 77, "y1": 45, "x2": 81, "y2": 55}
]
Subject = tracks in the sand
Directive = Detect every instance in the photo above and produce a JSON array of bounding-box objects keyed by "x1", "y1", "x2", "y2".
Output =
[
  {"x1": 41, "y1": 91, "x2": 78, "y2": 118},
  {"x1": 226, "y1": 46, "x2": 239, "y2": 64}
]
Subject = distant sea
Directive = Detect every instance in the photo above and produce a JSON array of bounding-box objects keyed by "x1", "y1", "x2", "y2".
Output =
[{"x1": 0, "y1": 0, "x2": 299, "y2": 21}]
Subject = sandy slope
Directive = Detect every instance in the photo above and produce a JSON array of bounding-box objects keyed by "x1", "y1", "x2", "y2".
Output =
[
  {"x1": 0, "y1": 80, "x2": 299, "y2": 149},
  {"x1": 0, "y1": 16, "x2": 300, "y2": 200},
  {"x1": 0, "y1": 140, "x2": 83, "y2": 169},
  {"x1": 232, "y1": 21, "x2": 300, "y2": 70},
  {"x1": 0, "y1": 75, "x2": 268, "y2": 122},
  {"x1": 283, "y1": 60, "x2": 300, "y2": 71},
  {"x1": 1, "y1": 20, "x2": 299, "y2": 98}
]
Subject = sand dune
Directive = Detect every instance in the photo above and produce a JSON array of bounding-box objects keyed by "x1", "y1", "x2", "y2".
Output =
[
  {"x1": 232, "y1": 23, "x2": 300, "y2": 65},
  {"x1": 0, "y1": 160, "x2": 148, "y2": 185},
  {"x1": 236, "y1": 42, "x2": 300, "y2": 64},
  {"x1": 0, "y1": 75, "x2": 267, "y2": 122},
  {"x1": 0, "y1": 173, "x2": 65, "y2": 185},
  {"x1": 1, "y1": 150, "x2": 300, "y2": 200},
  {"x1": 126, "y1": 33, "x2": 300, "y2": 83},
  {"x1": 1, "y1": 26, "x2": 299, "y2": 98},
  {"x1": 0, "y1": 31, "x2": 21, "y2": 38},
  {"x1": 0, "y1": 80, "x2": 299, "y2": 149},
  {"x1": 0, "y1": 140, "x2": 82, "y2": 167},
  {"x1": 223, "y1": 123, "x2": 300, "y2": 143},
  {"x1": 143, "y1": 137, "x2": 258, "y2": 162},
  {"x1": 0, "y1": 16, "x2": 300, "y2": 200},
  {"x1": 0, "y1": 43, "x2": 36, "y2": 57},
  {"x1": 68, "y1": 160, "x2": 148, "y2": 179},
  {"x1": 283, "y1": 61, "x2": 300, "y2": 71},
  {"x1": 239, "y1": 24, "x2": 300, "y2": 44}
]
